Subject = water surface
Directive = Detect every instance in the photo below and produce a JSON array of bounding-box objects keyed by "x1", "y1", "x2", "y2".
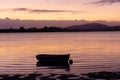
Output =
[{"x1": 0, "y1": 32, "x2": 120, "y2": 74}]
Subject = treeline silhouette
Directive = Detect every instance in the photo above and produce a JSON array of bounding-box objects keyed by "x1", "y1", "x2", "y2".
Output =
[
  {"x1": 0, "y1": 25, "x2": 120, "y2": 33},
  {"x1": 0, "y1": 26, "x2": 69, "y2": 32}
]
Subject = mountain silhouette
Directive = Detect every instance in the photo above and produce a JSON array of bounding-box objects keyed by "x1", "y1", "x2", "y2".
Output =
[{"x1": 67, "y1": 23, "x2": 109, "y2": 30}]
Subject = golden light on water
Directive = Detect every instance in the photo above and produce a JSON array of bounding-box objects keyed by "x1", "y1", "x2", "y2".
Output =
[{"x1": 0, "y1": 32, "x2": 120, "y2": 74}]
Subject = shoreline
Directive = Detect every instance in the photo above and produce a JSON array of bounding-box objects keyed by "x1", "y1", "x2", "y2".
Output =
[
  {"x1": 0, "y1": 71, "x2": 120, "y2": 80},
  {"x1": 0, "y1": 30, "x2": 120, "y2": 33}
]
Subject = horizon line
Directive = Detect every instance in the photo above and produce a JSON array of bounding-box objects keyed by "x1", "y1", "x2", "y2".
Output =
[{"x1": 1, "y1": 17, "x2": 120, "y2": 22}]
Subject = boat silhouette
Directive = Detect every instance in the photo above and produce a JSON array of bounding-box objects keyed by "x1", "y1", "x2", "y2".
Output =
[{"x1": 36, "y1": 54, "x2": 70, "y2": 63}]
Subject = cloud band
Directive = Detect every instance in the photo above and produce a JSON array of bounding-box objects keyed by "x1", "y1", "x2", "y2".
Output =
[
  {"x1": 7, "y1": 8, "x2": 85, "y2": 13},
  {"x1": 92, "y1": 0, "x2": 120, "y2": 4}
]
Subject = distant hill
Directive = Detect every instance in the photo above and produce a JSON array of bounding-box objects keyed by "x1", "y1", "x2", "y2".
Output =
[
  {"x1": 67, "y1": 23, "x2": 109, "y2": 30},
  {"x1": 0, "y1": 23, "x2": 120, "y2": 32}
]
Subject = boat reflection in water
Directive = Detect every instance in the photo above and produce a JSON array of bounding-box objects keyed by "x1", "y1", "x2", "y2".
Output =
[{"x1": 36, "y1": 61, "x2": 70, "y2": 71}]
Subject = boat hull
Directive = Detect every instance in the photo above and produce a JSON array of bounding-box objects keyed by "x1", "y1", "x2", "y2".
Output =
[{"x1": 36, "y1": 54, "x2": 70, "y2": 63}]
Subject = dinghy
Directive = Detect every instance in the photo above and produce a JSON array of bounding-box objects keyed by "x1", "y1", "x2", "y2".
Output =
[{"x1": 36, "y1": 54, "x2": 70, "y2": 63}]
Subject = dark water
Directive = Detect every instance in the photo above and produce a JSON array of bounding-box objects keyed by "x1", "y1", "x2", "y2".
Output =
[{"x1": 0, "y1": 32, "x2": 120, "y2": 74}]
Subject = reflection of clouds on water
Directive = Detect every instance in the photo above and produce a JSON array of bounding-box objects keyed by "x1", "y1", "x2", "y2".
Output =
[{"x1": 0, "y1": 32, "x2": 120, "y2": 74}]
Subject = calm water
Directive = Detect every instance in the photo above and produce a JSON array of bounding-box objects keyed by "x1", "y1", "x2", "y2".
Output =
[{"x1": 0, "y1": 32, "x2": 120, "y2": 75}]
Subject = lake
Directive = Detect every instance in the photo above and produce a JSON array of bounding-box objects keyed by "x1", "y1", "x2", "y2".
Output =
[{"x1": 0, "y1": 32, "x2": 120, "y2": 75}]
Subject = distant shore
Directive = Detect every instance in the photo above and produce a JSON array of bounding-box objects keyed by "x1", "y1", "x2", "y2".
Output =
[
  {"x1": 0, "y1": 71, "x2": 120, "y2": 80},
  {"x1": 0, "y1": 29, "x2": 120, "y2": 33},
  {"x1": 0, "y1": 23, "x2": 120, "y2": 33}
]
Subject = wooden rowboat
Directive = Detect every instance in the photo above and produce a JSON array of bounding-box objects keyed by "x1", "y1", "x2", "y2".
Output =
[{"x1": 36, "y1": 54, "x2": 70, "y2": 63}]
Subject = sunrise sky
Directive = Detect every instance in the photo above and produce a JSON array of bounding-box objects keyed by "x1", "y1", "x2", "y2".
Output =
[{"x1": 0, "y1": 0, "x2": 120, "y2": 21}]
